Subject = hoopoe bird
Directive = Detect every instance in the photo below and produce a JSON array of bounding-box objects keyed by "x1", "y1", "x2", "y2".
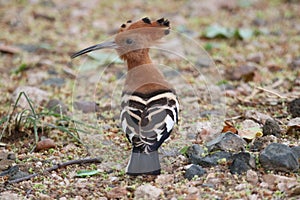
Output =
[{"x1": 71, "y1": 17, "x2": 179, "y2": 175}]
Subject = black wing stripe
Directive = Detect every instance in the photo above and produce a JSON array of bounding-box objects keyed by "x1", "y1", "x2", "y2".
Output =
[{"x1": 120, "y1": 91, "x2": 179, "y2": 153}]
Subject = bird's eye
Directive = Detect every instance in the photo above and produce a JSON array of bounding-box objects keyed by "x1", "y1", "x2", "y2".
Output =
[{"x1": 126, "y1": 38, "x2": 133, "y2": 44}]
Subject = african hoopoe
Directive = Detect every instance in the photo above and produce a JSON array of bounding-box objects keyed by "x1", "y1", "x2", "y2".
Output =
[{"x1": 71, "y1": 17, "x2": 179, "y2": 175}]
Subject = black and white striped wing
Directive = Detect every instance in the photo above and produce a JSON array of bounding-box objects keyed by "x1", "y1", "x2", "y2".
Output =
[{"x1": 120, "y1": 91, "x2": 179, "y2": 153}]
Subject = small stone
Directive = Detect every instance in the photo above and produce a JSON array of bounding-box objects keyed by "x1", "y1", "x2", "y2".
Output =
[
  {"x1": 186, "y1": 144, "x2": 206, "y2": 164},
  {"x1": 73, "y1": 101, "x2": 99, "y2": 113},
  {"x1": 134, "y1": 184, "x2": 163, "y2": 200},
  {"x1": 246, "y1": 170, "x2": 258, "y2": 185},
  {"x1": 250, "y1": 135, "x2": 278, "y2": 152},
  {"x1": 235, "y1": 183, "x2": 248, "y2": 191},
  {"x1": 262, "y1": 174, "x2": 298, "y2": 194},
  {"x1": 186, "y1": 186, "x2": 199, "y2": 200},
  {"x1": 229, "y1": 152, "x2": 255, "y2": 174},
  {"x1": 155, "y1": 174, "x2": 174, "y2": 185},
  {"x1": 206, "y1": 132, "x2": 247, "y2": 153},
  {"x1": 46, "y1": 99, "x2": 68, "y2": 114},
  {"x1": 262, "y1": 119, "x2": 281, "y2": 137},
  {"x1": 239, "y1": 119, "x2": 262, "y2": 140},
  {"x1": 259, "y1": 143, "x2": 299, "y2": 172},
  {"x1": 43, "y1": 77, "x2": 65, "y2": 87},
  {"x1": 187, "y1": 144, "x2": 205, "y2": 158},
  {"x1": 287, "y1": 185, "x2": 300, "y2": 197},
  {"x1": 184, "y1": 164, "x2": 206, "y2": 180},
  {"x1": 7, "y1": 153, "x2": 16, "y2": 160},
  {"x1": 12, "y1": 86, "x2": 50, "y2": 109},
  {"x1": 246, "y1": 52, "x2": 263, "y2": 63},
  {"x1": 226, "y1": 65, "x2": 257, "y2": 82},
  {"x1": 288, "y1": 98, "x2": 300, "y2": 118},
  {"x1": 288, "y1": 57, "x2": 300, "y2": 70},
  {"x1": 35, "y1": 138, "x2": 56, "y2": 151},
  {"x1": 291, "y1": 146, "x2": 300, "y2": 159},
  {"x1": 244, "y1": 110, "x2": 272, "y2": 124},
  {"x1": 74, "y1": 196, "x2": 84, "y2": 200},
  {"x1": 0, "y1": 191, "x2": 20, "y2": 200},
  {"x1": 26, "y1": 71, "x2": 48, "y2": 85},
  {"x1": 252, "y1": 18, "x2": 267, "y2": 26},
  {"x1": 106, "y1": 187, "x2": 128, "y2": 199},
  {"x1": 287, "y1": 118, "x2": 300, "y2": 138},
  {"x1": 39, "y1": 193, "x2": 52, "y2": 200},
  {"x1": 189, "y1": 150, "x2": 232, "y2": 167}
]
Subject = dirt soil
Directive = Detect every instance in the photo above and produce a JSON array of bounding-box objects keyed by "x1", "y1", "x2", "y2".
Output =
[{"x1": 0, "y1": 0, "x2": 299, "y2": 199}]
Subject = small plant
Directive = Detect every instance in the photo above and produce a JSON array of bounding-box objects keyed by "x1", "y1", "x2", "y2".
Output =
[{"x1": 0, "y1": 91, "x2": 97, "y2": 151}]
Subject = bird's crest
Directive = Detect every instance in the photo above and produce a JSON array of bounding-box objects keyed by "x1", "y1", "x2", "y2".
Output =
[{"x1": 71, "y1": 17, "x2": 170, "y2": 60}]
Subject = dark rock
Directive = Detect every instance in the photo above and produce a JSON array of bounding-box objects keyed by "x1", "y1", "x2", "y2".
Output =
[
  {"x1": 186, "y1": 144, "x2": 205, "y2": 162},
  {"x1": 291, "y1": 146, "x2": 300, "y2": 160},
  {"x1": 73, "y1": 101, "x2": 99, "y2": 113},
  {"x1": 288, "y1": 57, "x2": 300, "y2": 70},
  {"x1": 7, "y1": 153, "x2": 16, "y2": 160},
  {"x1": 46, "y1": 99, "x2": 68, "y2": 114},
  {"x1": 206, "y1": 132, "x2": 247, "y2": 153},
  {"x1": 184, "y1": 164, "x2": 206, "y2": 180},
  {"x1": 190, "y1": 151, "x2": 232, "y2": 167},
  {"x1": 230, "y1": 152, "x2": 255, "y2": 174},
  {"x1": 250, "y1": 135, "x2": 278, "y2": 152},
  {"x1": 43, "y1": 77, "x2": 65, "y2": 87},
  {"x1": 262, "y1": 119, "x2": 281, "y2": 137},
  {"x1": 259, "y1": 143, "x2": 299, "y2": 172},
  {"x1": 288, "y1": 98, "x2": 300, "y2": 118}
]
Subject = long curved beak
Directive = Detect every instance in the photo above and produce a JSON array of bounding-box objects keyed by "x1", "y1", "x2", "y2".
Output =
[{"x1": 71, "y1": 41, "x2": 117, "y2": 59}]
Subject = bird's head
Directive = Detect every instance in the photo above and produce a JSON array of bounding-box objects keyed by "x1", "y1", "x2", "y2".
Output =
[{"x1": 71, "y1": 17, "x2": 170, "y2": 61}]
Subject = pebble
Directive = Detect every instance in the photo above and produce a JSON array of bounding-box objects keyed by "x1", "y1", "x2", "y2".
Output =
[
  {"x1": 189, "y1": 150, "x2": 232, "y2": 167},
  {"x1": 262, "y1": 119, "x2": 281, "y2": 137},
  {"x1": 288, "y1": 98, "x2": 300, "y2": 118},
  {"x1": 39, "y1": 193, "x2": 52, "y2": 200},
  {"x1": 229, "y1": 152, "x2": 255, "y2": 174},
  {"x1": 43, "y1": 77, "x2": 65, "y2": 87},
  {"x1": 246, "y1": 52, "x2": 263, "y2": 63},
  {"x1": 0, "y1": 191, "x2": 20, "y2": 200},
  {"x1": 250, "y1": 135, "x2": 278, "y2": 152},
  {"x1": 26, "y1": 71, "x2": 48, "y2": 85},
  {"x1": 155, "y1": 174, "x2": 174, "y2": 185},
  {"x1": 106, "y1": 187, "x2": 127, "y2": 199},
  {"x1": 244, "y1": 110, "x2": 272, "y2": 124},
  {"x1": 186, "y1": 144, "x2": 205, "y2": 158},
  {"x1": 259, "y1": 143, "x2": 299, "y2": 172},
  {"x1": 235, "y1": 183, "x2": 248, "y2": 191},
  {"x1": 184, "y1": 164, "x2": 206, "y2": 180},
  {"x1": 186, "y1": 144, "x2": 206, "y2": 164},
  {"x1": 12, "y1": 86, "x2": 49, "y2": 109},
  {"x1": 134, "y1": 184, "x2": 163, "y2": 200},
  {"x1": 225, "y1": 64, "x2": 256, "y2": 82},
  {"x1": 46, "y1": 99, "x2": 68, "y2": 114},
  {"x1": 291, "y1": 146, "x2": 300, "y2": 159},
  {"x1": 35, "y1": 138, "x2": 56, "y2": 151},
  {"x1": 246, "y1": 170, "x2": 259, "y2": 185},
  {"x1": 288, "y1": 57, "x2": 300, "y2": 70},
  {"x1": 206, "y1": 132, "x2": 246, "y2": 152},
  {"x1": 73, "y1": 101, "x2": 100, "y2": 113}
]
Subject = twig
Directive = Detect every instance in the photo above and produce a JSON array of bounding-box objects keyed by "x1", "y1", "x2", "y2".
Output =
[
  {"x1": 255, "y1": 86, "x2": 286, "y2": 99},
  {"x1": 7, "y1": 157, "x2": 102, "y2": 184}
]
